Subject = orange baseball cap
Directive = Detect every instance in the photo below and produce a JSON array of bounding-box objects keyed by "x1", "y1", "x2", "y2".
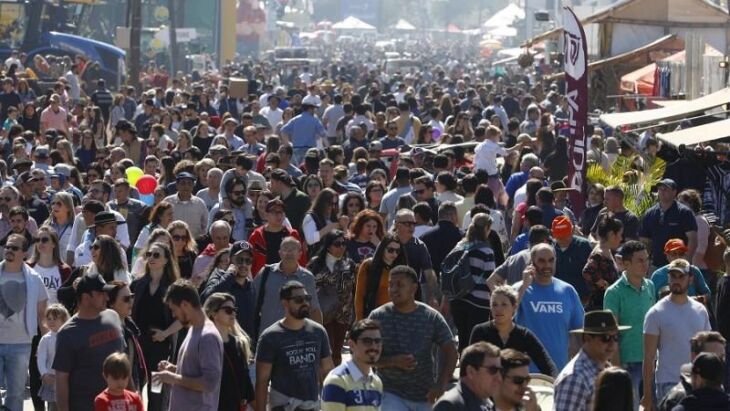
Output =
[
  {"x1": 551, "y1": 215, "x2": 573, "y2": 239},
  {"x1": 664, "y1": 238, "x2": 688, "y2": 254}
]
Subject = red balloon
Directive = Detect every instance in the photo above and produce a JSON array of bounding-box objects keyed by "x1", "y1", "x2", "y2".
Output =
[{"x1": 136, "y1": 175, "x2": 158, "y2": 195}]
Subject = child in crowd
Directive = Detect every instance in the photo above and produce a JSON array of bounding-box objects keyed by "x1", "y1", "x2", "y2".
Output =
[
  {"x1": 37, "y1": 304, "x2": 70, "y2": 411},
  {"x1": 94, "y1": 352, "x2": 145, "y2": 411}
]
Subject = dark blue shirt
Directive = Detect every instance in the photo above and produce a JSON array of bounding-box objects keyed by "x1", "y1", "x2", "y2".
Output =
[
  {"x1": 640, "y1": 201, "x2": 698, "y2": 267},
  {"x1": 555, "y1": 236, "x2": 593, "y2": 298},
  {"x1": 505, "y1": 171, "x2": 528, "y2": 200}
]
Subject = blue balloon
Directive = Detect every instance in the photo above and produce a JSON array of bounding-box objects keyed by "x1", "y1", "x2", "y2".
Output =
[{"x1": 139, "y1": 193, "x2": 155, "y2": 206}]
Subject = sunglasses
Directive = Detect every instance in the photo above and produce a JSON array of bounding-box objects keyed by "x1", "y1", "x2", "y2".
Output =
[
  {"x1": 287, "y1": 295, "x2": 312, "y2": 304},
  {"x1": 172, "y1": 235, "x2": 187, "y2": 242},
  {"x1": 332, "y1": 240, "x2": 346, "y2": 248},
  {"x1": 397, "y1": 221, "x2": 416, "y2": 227},
  {"x1": 5, "y1": 245, "x2": 21, "y2": 252},
  {"x1": 506, "y1": 375, "x2": 531, "y2": 385},
  {"x1": 218, "y1": 306, "x2": 237, "y2": 315},
  {"x1": 234, "y1": 256, "x2": 253, "y2": 265},
  {"x1": 145, "y1": 251, "x2": 163, "y2": 259},
  {"x1": 480, "y1": 365, "x2": 503, "y2": 375},
  {"x1": 91, "y1": 244, "x2": 101, "y2": 250},
  {"x1": 598, "y1": 334, "x2": 620, "y2": 343},
  {"x1": 231, "y1": 190, "x2": 246, "y2": 196},
  {"x1": 412, "y1": 189, "x2": 424, "y2": 195},
  {"x1": 0, "y1": 197, "x2": 13, "y2": 202},
  {"x1": 121, "y1": 294, "x2": 134, "y2": 303},
  {"x1": 357, "y1": 337, "x2": 382, "y2": 345},
  {"x1": 385, "y1": 246, "x2": 400, "y2": 254},
  {"x1": 38, "y1": 237, "x2": 52, "y2": 244},
  {"x1": 52, "y1": 201, "x2": 63, "y2": 207}
]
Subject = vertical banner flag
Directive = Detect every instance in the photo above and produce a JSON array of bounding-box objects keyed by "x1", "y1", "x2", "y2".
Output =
[{"x1": 562, "y1": 6, "x2": 588, "y2": 216}]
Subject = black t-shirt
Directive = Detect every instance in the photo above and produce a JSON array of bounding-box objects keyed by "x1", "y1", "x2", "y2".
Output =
[
  {"x1": 0, "y1": 91, "x2": 21, "y2": 122},
  {"x1": 264, "y1": 229, "x2": 287, "y2": 264},
  {"x1": 347, "y1": 239, "x2": 376, "y2": 264},
  {"x1": 219, "y1": 338, "x2": 254, "y2": 411}
]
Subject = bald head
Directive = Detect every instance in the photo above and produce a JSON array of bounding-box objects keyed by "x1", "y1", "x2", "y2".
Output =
[{"x1": 528, "y1": 166, "x2": 545, "y2": 180}]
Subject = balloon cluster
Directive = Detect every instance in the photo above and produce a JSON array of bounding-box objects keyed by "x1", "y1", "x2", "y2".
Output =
[{"x1": 126, "y1": 167, "x2": 158, "y2": 205}]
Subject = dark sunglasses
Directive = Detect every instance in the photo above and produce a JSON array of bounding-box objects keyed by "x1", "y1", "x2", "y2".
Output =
[
  {"x1": 172, "y1": 235, "x2": 187, "y2": 242},
  {"x1": 385, "y1": 246, "x2": 400, "y2": 254},
  {"x1": 5, "y1": 245, "x2": 21, "y2": 252},
  {"x1": 121, "y1": 294, "x2": 134, "y2": 303},
  {"x1": 412, "y1": 189, "x2": 424, "y2": 195},
  {"x1": 218, "y1": 306, "x2": 237, "y2": 315},
  {"x1": 480, "y1": 365, "x2": 503, "y2": 375},
  {"x1": 0, "y1": 196, "x2": 13, "y2": 202},
  {"x1": 231, "y1": 190, "x2": 246, "y2": 196},
  {"x1": 397, "y1": 221, "x2": 416, "y2": 227},
  {"x1": 357, "y1": 337, "x2": 382, "y2": 345},
  {"x1": 287, "y1": 295, "x2": 312, "y2": 304},
  {"x1": 91, "y1": 244, "x2": 101, "y2": 250},
  {"x1": 38, "y1": 237, "x2": 52, "y2": 244},
  {"x1": 598, "y1": 334, "x2": 620, "y2": 343},
  {"x1": 145, "y1": 251, "x2": 163, "y2": 259},
  {"x1": 332, "y1": 240, "x2": 346, "y2": 248},
  {"x1": 506, "y1": 375, "x2": 531, "y2": 385}
]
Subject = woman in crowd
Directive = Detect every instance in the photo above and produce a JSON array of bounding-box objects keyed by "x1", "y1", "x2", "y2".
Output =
[
  {"x1": 45, "y1": 192, "x2": 75, "y2": 262},
  {"x1": 592, "y1": 367, "x2": 634, "y2": 411},
  {"x1": 19, "y1": 102, "x2": 39, "y2": 134},
  {"x1": 75, "y1": 129, "x2": 97, "y2": 171},
  {"x1": 203, "y1": 293, "x2": 255, "y2": 411},
  {"x1": 347, "y1": 209, "x2": 384, "y2": 264},
  {"x1": 469, "y1": 285, "x2": 557, "y2": 377},
  {"x1": 543, "y1": 136, "x2": 569, "y2": 183},
  {"x1": 302, "y1": 174, "x2": 323, "y2": 202},
  {"x1": 340, "y1": 192, "x2": 365, "y2": 223},
  {"x1": 134, "y1": 201, "x2": 174, "y2": 260},
  {"x1": 130, "y1": 242, "x2": 181, "y2": 411},
  {"x1": 307, "y1": 230, "x2": 356, "y2": 365},
  {"x1": 302, "y1": 188, "x2": 345, "y2": 254},
  {"x1": 354, "y1": 233, "x2": 407, "y2": 320},
  {"x1": 132, "y1": 228, "x2": 174, "y2": 278},
  {"x1": 364, "y1": 180, "x2": 385, "y2": 212},
  {"x1": 462, "y1": 184, "x2": 509, "y2": 250},
  {"x1": 582, "y1": 217, "x2": 623, "y2": 311},
  {"x1": 107, "y1": 283, "x2": 147, "y2": 392},
  {"x1": 192, "y1": 121, "x2": 213, "y2": 155},
  {"x1": 510, "y1": 178, "x2": 543, "y2": 242},
  {"x1": 168, "y1": 220, "x2": 198, "y2": 280},
  {"x1": 195, "y1": 247, "x2": 230, "y2": 290}
]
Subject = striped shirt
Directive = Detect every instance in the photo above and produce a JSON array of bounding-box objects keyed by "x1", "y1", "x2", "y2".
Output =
[
  {"x1": 322, "y1": 360, "x2": 383, "y2": 411},
  {"x1": 461, "y1": 244, "x2": 496, "y2": 309}
]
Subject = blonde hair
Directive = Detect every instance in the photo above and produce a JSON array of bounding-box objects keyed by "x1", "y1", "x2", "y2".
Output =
[
  {"x1": 46, "y1": 303, "x2": 70, "y2": 322},
  {"x1": 203, "y1": 292, "x2": 252, "y2": 361}
]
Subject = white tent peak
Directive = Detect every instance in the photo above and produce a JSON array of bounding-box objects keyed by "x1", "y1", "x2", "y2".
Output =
[
  {"x1": 393, "y1": 19, "x2": 416, "y2": 31},
  {"x1": 332, "y1": 16, "x2": 376, "y2": 30},
  {"x1": 483, "y1": 3, "x2": 525, "y2": 28}
]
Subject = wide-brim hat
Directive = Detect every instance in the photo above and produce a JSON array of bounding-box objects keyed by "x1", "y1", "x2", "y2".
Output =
[
  {"x1": 89, "y1": 211, "x2": 126, "y2": 228},
  {"x1": 570, "y1": 310, "x2": 631, "y2": 334}
]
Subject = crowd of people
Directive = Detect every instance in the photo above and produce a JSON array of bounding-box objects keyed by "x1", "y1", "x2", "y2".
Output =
[{"x1": 0, "y1": 39, "x2": 730, "y2": 411}]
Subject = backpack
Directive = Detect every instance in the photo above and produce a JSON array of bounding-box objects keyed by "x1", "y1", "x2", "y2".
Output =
[{"x1": 440, "y1": 241, "x2": 485, "y2": 300}]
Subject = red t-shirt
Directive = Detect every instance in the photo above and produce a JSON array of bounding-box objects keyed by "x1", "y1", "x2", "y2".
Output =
[{"x1": 94, "y1": 389, "x2": 144, "y2": 411}]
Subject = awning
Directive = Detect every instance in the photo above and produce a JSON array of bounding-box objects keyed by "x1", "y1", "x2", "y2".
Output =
[
  {"x1": 600, "y1": 87, "x2": 730, "y2": 128},
  {"x1": 658, "y1": 117, "x2": 730, "y2": 146},
  {"x1": 619, "y1": 51, "x2": 685, "y2": 94}
]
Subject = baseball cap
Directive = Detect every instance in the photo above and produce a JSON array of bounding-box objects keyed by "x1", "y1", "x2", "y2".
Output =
[
  {"x1": 176, "y1": 171, "x2": 196, "y2": 181},
  {"x1": 369, "y1": 141, "x2": 383, "y2": 151},
  {"x1": 229, "y1": 241, "x2": 252, "y2": 258},
  {"x1": 76, "y1": 274, "x2": 116, "y2": 296},
  {"x1": 15, "y1": 171, "x2": 37, "y2": 185},
  {"x1": 667, "y1": 258, "x2": 691, "y2": 275},
  {"x1": 664, "y1": 238, "x2": 688, "y2": 254},
  {"x1": 551, "y1": 215, "x2": 573, "y2": 239},
  {"x1": 34, "y1": 146, "x2": 49, "y2": 159},
  {"x1": 302, "y1": 95, "x2": 321, "y2": 107},
  {"x1": 223, "y1": 117, "x2": 238, "y2": 126},
  {"x1": 655, "y1": 178, "x2": 677, "y2": 191},
  {"x1": 266, "y1": 198, "x2": 285, "y2": 212},
  {"x1": 691, "y1": 352, "x2": 725, "y2": 384}
]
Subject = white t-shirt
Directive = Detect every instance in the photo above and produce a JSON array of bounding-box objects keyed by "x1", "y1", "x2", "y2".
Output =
[
  {"x1": 33, "y1": 265, "x2": 62, "y2": 304},
  {"x1": 0, "y1": 270, "x2": 46, "y2": 344},
  {"x1": 474, "y1": 139, "x2": 507, "y2": 176}
]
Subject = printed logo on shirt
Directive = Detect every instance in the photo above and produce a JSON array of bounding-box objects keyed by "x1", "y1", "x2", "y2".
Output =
[
  {"x1": 108, "y1": 399, "x2": 138, "y2": 411},
  {"x1": 285, "y1": 341, "x2": 319, "y2": 367},
  {"x1": 529, "y1": 301, "x2": 563, "y2": 314},
  {"x1": 89, "y1": 329, "x2": 121, "y2": 348}
]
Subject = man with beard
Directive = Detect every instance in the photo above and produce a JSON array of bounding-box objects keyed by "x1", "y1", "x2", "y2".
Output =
[
  {"x1": 0, "y1": 206, "x2": 33, "y2": 259},
  {"x1": 322, "y1": 319, "x2": 383, "y2": 410},
  {"x1": 208, "y1": 176, "x2": 250, "y2": 242},
  {"x1": 255, "y1": 281, "x2": 333, "y2": 411},
  {"x1": 154, "y1": 280, "x2": 223, "y2": 411},
  {"x1": 164, "y1": 172, "x2": 209, "y2": 238},
  {"x1": 514, "y1": 243, "x2": 584, "y2": 372},
  {"x1": 642, "y1": 258, "x2": 711, "y2": 411},
  {"x1": 433, "y1": 342, "x2": 503, "y2": 411},
  {"x1": 0, "y1": 185, "x2": 38, "y2": 241},
  {"x1": 491, "y1": 349, "x2": 540, "y2": 411}
]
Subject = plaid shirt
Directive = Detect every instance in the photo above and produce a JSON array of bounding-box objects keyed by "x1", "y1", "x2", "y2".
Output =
[{"x1": 553, "y1": 350, "x2": 606, "y2": 411}]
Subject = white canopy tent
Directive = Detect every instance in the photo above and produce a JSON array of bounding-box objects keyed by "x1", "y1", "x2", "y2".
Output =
[
  {"x1": 483, "y1": 4, "x2": 525, "y2": 28},
  {"x1": 332, "y1": 16, "x2": 376, "y2": 31},
  {"x1": 488, "y1": 26, "x2": 518, "y2": 38},
  {"x1": 658, "y1": 118, "x2": 730, "y2": 146},
  {"x1": 393, "y1": 19, "x2": 416, "y2": 31}
]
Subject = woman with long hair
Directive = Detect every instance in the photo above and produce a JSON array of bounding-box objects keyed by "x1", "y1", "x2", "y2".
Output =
[
  {"x1": 195, "y1": 247, "x2": 230, "y2": 291},
  {"x1": 510, "y1": 179, "x2": 543, "y2": 242},
  {"x1": 192, "y1": 121, "x2": 213, "y2": 155},
  {"x1": 130, "y1": 242, "x2": 181, "y2": 411},
  {"x1": 536, "y1": 113, "x2": 555, "y2": 160},
  {"x1": 543, "y1": 136, "x2": 569, "y2": 183},
  {"x1": 133, "y1": 201, "x2": 174, "y2": 260},
  {"x1": 174, "y1": 130, "x2": 193, "y2": 157},
  {"x1": 87, "y1": 234, "x2": 131, "y2": 283},
  {"x1": 302, "y1": 188, "x2": 345, "y2": 254},
  {"x1": 19, "y1": 102, "x2": 40, "y2": 134},
  {"x1": 364, "y1": 180, "x2": 385, "y2": 212},
  {"x1": 107, "y1": 283, "x2": 147, "y2": 392},
  {"x1": 582, "y1": 217, "x2": 623, "y2": 311},
  {"x1": 275, "y1": 107, "x2": 295, "y2": 136},
  {"x1": 131, "y1": 228, "x2": 173, "y2": 278},
  {"x1": 678, "y1": 189, "x2": 711, "y2": 276},
  {"x1": 55, "y1": 139, "x2": 79, "y2": 169},
  {"x1": 110, "y1": 94, "x2": 125, "y2": 130},
  {"x1": 347, "y1": 210, "x2": 384, "y2": 264},
  {"x1": 592, "y1": 367, "x2": 634, "y2": 411},
  {"x1": 75, "y1": 129, "x2": 97, "y2": 170},
  {"x1": 462, "y1": 184, "x2": 509, "y2": 250},
  {"x1": 44, "y1": 192, "x2": 75, "y2": 262},
  {"x1": 307, "y1": 230, "x2": 356, "y2": 365},
  {"x1": 167, "y1": 221, "x2": 198, "y2": 280},
  {"x1": 354, "y1": 233, "x2": 407, "y2": 320},
  {"x1": 16, "y1": 78, "x2": 37, "y2": 105},
  {"x1": 340, "y1": 192, "x2": 365, "y2": 222},
  {"x1": 203, "y1": 293, "x2": 254, "y2": 411},
  {"x1": 415, "y1": 124, "x2": 434, "y2": 145},
  {"x1": 160, "y1": 112, "x2": 179, "y2": 143},
  {"x1": 158, "y1": 156, "x2": 177, "y2": 189},
  {"x1": 301, "y1": 174, "x2": 323, "y2": 201}
]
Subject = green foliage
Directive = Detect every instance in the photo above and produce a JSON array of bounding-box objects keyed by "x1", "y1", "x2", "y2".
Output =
[{"x1": 586, "y1": 155, "x2": 666, "y2": 218}]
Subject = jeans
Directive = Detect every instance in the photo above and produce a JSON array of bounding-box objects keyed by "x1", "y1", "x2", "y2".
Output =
[
  {"x1": 655, "y1": 381, "x2": 676, "y2": 404},
  {"x1": 0, "y1": 343, "x2": 32, "y2": 411},
  {"x1": 292, "y1": 147, "x2": 310, "y2": 166},
  {"x1": 624, "y1": 362, "x2": 642, "y2": 410},
  {"x1": 382, "y1": 391, "x2": 432, "y2": 411}
]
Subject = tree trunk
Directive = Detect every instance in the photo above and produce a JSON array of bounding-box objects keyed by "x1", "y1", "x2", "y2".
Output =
[{"x1": 128, "y1": 0, "x2": 142, "y2": 90}]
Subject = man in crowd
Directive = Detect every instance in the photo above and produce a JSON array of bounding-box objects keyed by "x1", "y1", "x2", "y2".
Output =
[
  {"x1": 380, "y1": 168, "x2": 412, "y2": 228},
  {"x1": 650, "y1": 238, "x2": 711, "y2": 301},
  {"x1": 491, "y1": 349, "x2": 541, "y2": 411},
  {"x1": 155, "y1": 280, "x2": 223, "y2": 411},
  {"x1": 552, "y1": 215, "x2": 592, "y2": 302},
  {"x1": 590, "y1": 185, "x2": 640, "y2": 242},
  {"x1": 269, "y1": 169, "x2": 310, "y2": 233},
  {"x1": 554, "y1": 310, "x2": 628, "y2": 410},
  {"x1": 54, "y1": 273, "x2": 123, "y2": 411},
  {"x1": 433, "y1": 342, "x2": 503, "y2": 411},
  {"x1": 369, "y1": 265, "x2": 457, "y2": 410},
  {"x1": 108, "y1": 178, "x2": 147, "y2": 247},
  {"x1": 322, "y1": 319, "x2": 383, "y2": 411},
  {"x1": 280, "y1": 96, "x2": 326, "y2": 164},
  {"x1": 193, "y1": 221, "x2": 232, "y2": 279},
  {"x1": 642, "y1": 258, "x2": 711, "y2": 411},
  {"x1": 256, "y1": 281, "x2": 333, "y2": 411},
  {"x1": 393, "y1": 209, "x2": 439, "y2": 308},
  {"x1": 165, "y1": 172, "x2": 209, "y2": 238}
]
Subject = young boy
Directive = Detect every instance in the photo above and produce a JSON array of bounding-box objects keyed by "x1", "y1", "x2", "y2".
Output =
[
  {"x1": 37, "y1": 304, "x2": 70, "y2": 411},
  {"x1": 94, "y1": 353, "x2": 144, "y2": 411}
]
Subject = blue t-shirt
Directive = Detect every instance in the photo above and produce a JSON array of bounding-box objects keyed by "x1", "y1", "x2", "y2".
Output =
[
  {"x1": 514, "y1": 278, "x2": 585, "y2": 371},
  {"x1": 509, "y1": 233, "x2": 529, "y2": 256},
  {"x1": 650, "y1": 264, "x2": 711, "y2": 300}
]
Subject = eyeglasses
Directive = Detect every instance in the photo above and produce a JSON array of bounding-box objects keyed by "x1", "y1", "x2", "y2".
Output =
[
  {"x1": 231, "y1": 190, "x2": 246, "y2": 196},
  {"x1": 38, "y1": 237, "x2": 52, "y2": 244},
  {"x1": 91, "y1": 244, "x2": 101, "y2": 250},
  {"x1": 52, "y1": 201, "x2": 63, "y2": 207},
  {"x1": 357, "y1": 337, "x2": 382, "y2": 345},
  {"x1": 5, "y1": 245, "x2": 21, "y2": 252},
  {"x1": 412, "y1": 189, "x2": 424, "y2": 195},
  {"x1": 506, "y1": 375, "x2": 531, "y2": 385},
  {"x1": 397, "y1": 221, "x2": 416, "y2": 227},
  {"x1": 121, "y1": 294, "x2": 134, "y2": 303},
  {"x1": 598, "y1": 334, "x2": 620, "y2": 343},
  {"x1": 234, "y1": 256, "x2": 253, "y2": 265},
  {"x1": 479, "y1": 365, "x2": 503, "y2": 375},
  {"x1": 218, "y1": 306, "x2": 237, "y2": 315},
  {"x1": 385, "y1": 246, "x2": 400, "y2": 254},
  {"x1": 172, "y1": 235, "x2": 187, "y2": 242},
  {"x1": 287, "y1": 295, "x2": 312, "y2": 304},
  {"x1": 145, "y1": 251, "x2": 163, "y2": 259}
]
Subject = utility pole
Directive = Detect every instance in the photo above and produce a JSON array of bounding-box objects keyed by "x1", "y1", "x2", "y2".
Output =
[
  {"x1": 129, "y1": 0, "x2": 142, "y2": 90},
  {"x1": 168, "y1": 0, "x2": 179, "y2": 76}
]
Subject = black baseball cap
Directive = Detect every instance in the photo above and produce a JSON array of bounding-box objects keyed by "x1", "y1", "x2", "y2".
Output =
[
  {"x1": 76, "y1": 274, "x2": 116, "y2": 296},
  {"x1": 229, "y1": 241, "x2": 252, "y2": 258}
]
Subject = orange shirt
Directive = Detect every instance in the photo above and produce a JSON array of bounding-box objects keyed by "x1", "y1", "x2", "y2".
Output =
[{"x1": 354, "y1": 259, "x2": 391, "y2": 320}]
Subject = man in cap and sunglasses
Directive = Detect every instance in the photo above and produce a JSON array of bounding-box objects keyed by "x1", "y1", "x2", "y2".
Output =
[
  {"x1": 200, "y1": 241, "x2": 256, "y2": 337},
  {"x1": 554, "y1": 310, "x2": 630, "y2": 411}
]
